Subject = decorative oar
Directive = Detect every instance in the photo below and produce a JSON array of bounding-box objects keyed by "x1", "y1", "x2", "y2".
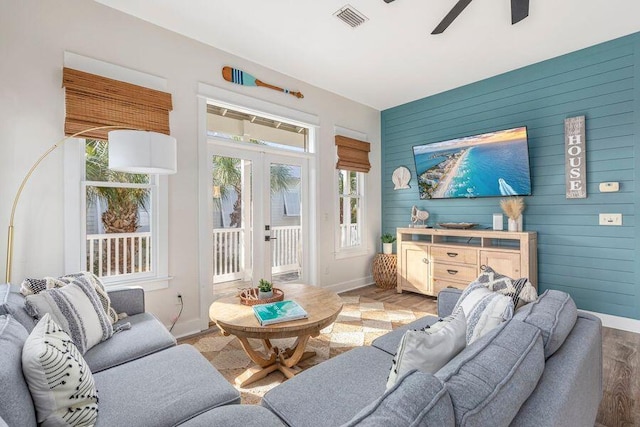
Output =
[{"x1": 222, "y1": 66, "x2": 304, "y2": 99}]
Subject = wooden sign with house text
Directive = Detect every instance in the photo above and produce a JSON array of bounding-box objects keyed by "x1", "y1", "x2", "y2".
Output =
[{"x1": 564, "y1": 116, "x2": 587, "y2": 199}]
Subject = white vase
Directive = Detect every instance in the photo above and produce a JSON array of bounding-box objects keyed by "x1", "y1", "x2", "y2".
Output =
[
  {"x1": 382, "y1": 243, "x2": 393, "y2": 254},
  {"x1": 508, "y1": 216, "x2": 523, "y2": 232}
]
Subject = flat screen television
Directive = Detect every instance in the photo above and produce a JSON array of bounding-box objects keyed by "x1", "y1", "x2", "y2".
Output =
[{"x1": 412, "y1": 126, "x2": 532, "y2": 199}]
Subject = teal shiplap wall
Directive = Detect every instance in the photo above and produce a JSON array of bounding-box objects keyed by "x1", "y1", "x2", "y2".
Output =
[{"x1": 381, "y1": 32, "x2": 640, "y2": 320}]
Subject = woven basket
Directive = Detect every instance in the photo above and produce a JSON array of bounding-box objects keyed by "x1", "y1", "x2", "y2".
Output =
[{"x1": 239, "y1": 288, "x2": 285, "y2": 306}]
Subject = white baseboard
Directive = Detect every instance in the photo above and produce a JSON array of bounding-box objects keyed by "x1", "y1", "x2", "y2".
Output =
[
  {"x1": 582, "y1": 310, "x2": 640, "y2": 334},
  {"x1": 325, "y1": 276, "x2": 374, "y2": 294},
  {"x1": 166, "y1": 318, "x2": 203, "y2": 339}
]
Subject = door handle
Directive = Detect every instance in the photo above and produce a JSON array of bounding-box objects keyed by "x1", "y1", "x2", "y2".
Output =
[{"x1": 264, "y1": 236, "x2": 278, "y2": 241}]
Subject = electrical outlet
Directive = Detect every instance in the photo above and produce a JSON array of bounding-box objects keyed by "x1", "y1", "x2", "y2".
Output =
[
  {"x1": 599, "y1": 213, "x2": 622, "y2": 226},
  {"x1": 175, "y1": 293, "x2": 183, "y2": 305}
]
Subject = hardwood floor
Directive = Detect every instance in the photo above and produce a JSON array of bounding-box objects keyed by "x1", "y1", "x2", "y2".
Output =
[{"x1": 343, "y1": 285, "x2": 640, "y2": 427}]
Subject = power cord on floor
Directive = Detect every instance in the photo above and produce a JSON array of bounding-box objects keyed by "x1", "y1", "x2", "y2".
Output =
[{"x1": 169, "y1": 294, "x2": 183, "y2": 333}]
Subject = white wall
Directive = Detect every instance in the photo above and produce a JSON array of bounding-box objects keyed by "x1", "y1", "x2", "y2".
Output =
[{"x1": 0, "y1": 0, "x2": 381, "y2": 336}]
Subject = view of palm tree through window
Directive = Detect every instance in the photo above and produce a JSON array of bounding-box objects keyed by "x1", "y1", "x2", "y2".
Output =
[{"x1": 85, "y1": 140, "x2": 153, "y2": 278}]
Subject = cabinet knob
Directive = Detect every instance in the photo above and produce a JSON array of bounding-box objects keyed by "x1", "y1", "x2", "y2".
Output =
[
  {"x1": 446, "y1": 252, "x2": 458, "y2": 257},
  {"x1": 422, "y1": 258, "x2": 429, "y2": 264},
  {"x1": 447, "y1": 269, "x2": 458, "y2": 275}
]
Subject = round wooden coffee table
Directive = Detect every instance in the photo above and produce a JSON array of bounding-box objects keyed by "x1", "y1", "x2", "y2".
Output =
[{"x1": 209, "y1": 283, "x2": 343, "y2": 387}]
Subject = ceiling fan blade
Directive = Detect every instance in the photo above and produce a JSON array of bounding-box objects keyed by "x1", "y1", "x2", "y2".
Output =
[
  {"x1": 431, "y1": 0, "x2": 473, "y2": 34},
  {"x1": 511, "y1": 0, "x2": 529, "y2": 24}
]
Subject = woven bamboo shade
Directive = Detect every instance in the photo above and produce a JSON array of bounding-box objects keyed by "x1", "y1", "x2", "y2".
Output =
[
  {"x1": 62, "y1": 67, "x2": 173, "y2": 140},
  {"x1": 335, "y1": 135, "x2": 371, "y2": 173}
]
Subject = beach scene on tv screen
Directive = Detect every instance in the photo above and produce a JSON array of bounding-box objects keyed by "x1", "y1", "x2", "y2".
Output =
[{"x1": 413, "y1": 127, "x2": 532, "y2": 199}]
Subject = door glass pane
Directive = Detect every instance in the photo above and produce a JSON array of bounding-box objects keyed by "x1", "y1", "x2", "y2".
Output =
[
  {"x1": 212, "y1": 155, "x2": 252, "y2": 285},
  {"x1": 270, "y1": 163, "x2": 301, "y2": 283}
]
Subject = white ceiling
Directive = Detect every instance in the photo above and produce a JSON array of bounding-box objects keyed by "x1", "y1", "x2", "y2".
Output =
[{"x1": 96, "y1": 0, "x2": 640, "y2": 111}]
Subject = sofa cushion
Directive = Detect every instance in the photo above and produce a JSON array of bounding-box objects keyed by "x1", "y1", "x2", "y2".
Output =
[
  {"x1": 386, "y1": 308, "x2": 466, "y2": 388},
  {"x1": 262, "y1": 346, "x2": 393, "y2": 427},
  {"x1": 454, "y1": 281, "x2": 514, "y2": 344},
  {"x1": 513, "y1": 289, "x2": 577, "y2": 359},
  {"x1": 22, "y1": 313, "x2": 99, "y2": 426},
  {"x1": 83, "y1": 312, "x2": 177, "y2": 372},
  {"x1": 0, "y1": 315, "x2": 37, "y2": 427},
  {"x1": 25, "y1": 278, "x2": 113, "y2": 354},
  {"x1": 436, "y1": 319, "x2": 545, "y2": 427},
  {"x1": 0, "y1": 283, "x2": 36, "y2": 332},
  {"x1": 22, "y1": 272, "x2": 118, "y2": 324},
  {"x1": 94, "y1": 344, "x2": 240, "y2": 426},
  {"x1": 178, "y1": 405, "x2": 286, "y2": 427},
  {"x1": 371, "y1": 315, "x2": 440, "y2": 355},
  {"x1": 345, "y1": 370, "x2": 455, "y2": 426}
]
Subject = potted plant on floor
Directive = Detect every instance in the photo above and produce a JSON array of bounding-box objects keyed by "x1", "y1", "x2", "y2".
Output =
[
  {"x1": 258, "y1": 279, "x2": 273, "y2": 299},
  {"x1": 381, "y1": 233, "x2": 396, "y2": 255}
]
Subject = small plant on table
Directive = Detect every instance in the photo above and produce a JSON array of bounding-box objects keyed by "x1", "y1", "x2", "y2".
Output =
[{"x1": 258, "y1": 279, "x2": 273, "y2": 299}]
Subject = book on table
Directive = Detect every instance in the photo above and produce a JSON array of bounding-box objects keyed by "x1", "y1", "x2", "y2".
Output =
[{"x1": 253, "y1": 300, "x2": 309, "y2": 326}]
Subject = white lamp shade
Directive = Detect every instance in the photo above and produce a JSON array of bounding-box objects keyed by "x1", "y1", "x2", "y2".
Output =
[{"x1": 108, "y1": 130, "x2": 177, "y2": 174}]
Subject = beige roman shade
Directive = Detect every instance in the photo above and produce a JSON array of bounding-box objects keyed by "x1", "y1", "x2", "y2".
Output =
[
  {"x1": 335, "y1": 135, "x2": 371, "y2": 173},
  {"x1": 62, "y1": 67, "x2": 173, "y2": 140}
]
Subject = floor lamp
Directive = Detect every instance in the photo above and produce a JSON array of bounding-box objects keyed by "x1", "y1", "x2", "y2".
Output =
[{"x1": 4, "y1": 126, "x2": 177, "y2": 284}]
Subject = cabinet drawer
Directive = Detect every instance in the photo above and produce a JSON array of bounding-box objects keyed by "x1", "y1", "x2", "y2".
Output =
[
  {"x1": 433, "y1": 278, "x2": 468, "y2": 295},
  {"x1": 433, "y1": 262, "x2": 477, "y2": 283},
  {"x1": 431, "y1": 246, "x2": 477, "y2": 265}
]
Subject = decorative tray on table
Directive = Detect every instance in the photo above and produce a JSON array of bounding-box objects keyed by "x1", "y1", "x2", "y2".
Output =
[
  {"x1": 437, "y1": 222, "x2": 478, "y2": 230},
  {"x1": 239, "y1": 288, "x2": 285, "y2": 306}
]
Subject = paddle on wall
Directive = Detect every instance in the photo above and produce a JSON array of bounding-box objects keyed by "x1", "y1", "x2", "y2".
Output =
[{"x1": 222, "y1": 66, "x2": 304, "y2": 99}]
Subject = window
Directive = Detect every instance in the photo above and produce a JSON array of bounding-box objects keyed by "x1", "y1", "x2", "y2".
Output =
[
  {"x1": 338, "y1": 169, "x2": 363, "y2": 249},
  {"x1": 64, "y1": 138, "x2": 169, "y2": 289}
]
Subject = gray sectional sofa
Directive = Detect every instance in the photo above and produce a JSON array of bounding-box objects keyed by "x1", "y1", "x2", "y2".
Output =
[
  {"x1": 1, "y1": 283, "x2": 602, "y2": 427},
  {"x1": 0, "y1": 284, "x2": 253, "y2": 427}
]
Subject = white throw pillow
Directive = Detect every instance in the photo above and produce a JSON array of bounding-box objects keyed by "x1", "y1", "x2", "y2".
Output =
[
  {"x1": 386, "y1": 308, "x2": 466, "y2": 389},
  {"x1": 22, "y1": 313, "x2": 99, "y2": 426},
  {"x1": 25, "y1": 278, "x2": 113, "y2": 354},
  {"x1": 454, "y1": 282, "x2": 514, "y2": 344}
]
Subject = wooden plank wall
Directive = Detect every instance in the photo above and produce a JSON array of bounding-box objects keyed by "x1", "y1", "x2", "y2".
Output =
[{"x1": 381, "y1": 32, "x2": 640, "y2": 319}]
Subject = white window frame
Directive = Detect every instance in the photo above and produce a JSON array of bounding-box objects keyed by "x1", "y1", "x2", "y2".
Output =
[
  {"x1": 64, "y1": 139, "x2": 170, "y2": 291},
  {"x1": 335, "y1": 169, "x2": 367, "y2": 259}
]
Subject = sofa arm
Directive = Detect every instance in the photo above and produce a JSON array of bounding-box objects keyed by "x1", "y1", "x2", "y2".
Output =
[
  {"x1": 437, "y1": 288, "x2": 463, "y2": 317},
  {"x1": 108, "y1": 287, "x2": 145, "y2": 316}
]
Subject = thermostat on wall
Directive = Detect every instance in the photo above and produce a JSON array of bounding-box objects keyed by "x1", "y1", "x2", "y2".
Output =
[{"x1": 599, "y1": 182, "x2": 619, "y2": 192}]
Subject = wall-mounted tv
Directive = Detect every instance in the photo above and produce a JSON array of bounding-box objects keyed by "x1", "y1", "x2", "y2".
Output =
[{"x1": 412, "y1": 126, "x2": 532, "y2": 199}]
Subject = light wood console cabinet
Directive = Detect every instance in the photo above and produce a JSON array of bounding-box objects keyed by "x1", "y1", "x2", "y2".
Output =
[{"x1": 396, "y1": 228, "x2": 537, "y2": 296}]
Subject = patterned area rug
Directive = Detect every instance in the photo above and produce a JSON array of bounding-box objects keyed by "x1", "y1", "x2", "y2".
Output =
[{"x1": 180, "y1": 295, "x2": 435, "y2": 404}]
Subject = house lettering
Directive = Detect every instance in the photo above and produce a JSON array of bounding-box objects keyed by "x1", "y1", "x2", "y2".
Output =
[{"x1": 564, "y1": 116, "x2": 587, "y2": 199}]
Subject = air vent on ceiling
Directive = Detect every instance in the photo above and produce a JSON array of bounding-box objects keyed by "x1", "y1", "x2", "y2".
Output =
[{"x1": 334, "y1": 5, "x2": 368, "y2": 28}]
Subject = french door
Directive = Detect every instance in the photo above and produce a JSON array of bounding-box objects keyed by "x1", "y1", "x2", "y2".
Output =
[{"x1": 209, "y1": 144, "x2": 308, "y2": 291}]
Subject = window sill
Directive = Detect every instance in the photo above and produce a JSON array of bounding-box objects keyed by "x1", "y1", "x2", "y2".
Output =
[
  {"x1": 105, "y1": 276, "x2": 173, "y2": 292},
  {"x1": 335, "y1": 247, "x2": 369, "y2": 260}
]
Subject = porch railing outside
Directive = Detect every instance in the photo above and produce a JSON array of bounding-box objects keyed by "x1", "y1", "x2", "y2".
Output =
[
  {"x1": 212, "y1": 225, "x2": 302, "y2": 283},
  {"x1": 86, "y1": 232, "x2": 152, "y2": 277}
]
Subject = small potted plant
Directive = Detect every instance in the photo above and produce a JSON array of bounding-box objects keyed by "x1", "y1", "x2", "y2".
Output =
[
  {"x1": 258, "y1": 279, "x2": 273, "y2": 299},
  {"x1": 381, "y1": 233, "x2": 396, "y2": 255}
]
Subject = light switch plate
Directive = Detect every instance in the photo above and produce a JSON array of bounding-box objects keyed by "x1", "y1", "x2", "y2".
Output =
[
  {"x1": 599, "y1": 213, "x2": 622, "y2": 226},
  {"x1": 599, "y1": 182, "x2": 619, "y2": 192}
]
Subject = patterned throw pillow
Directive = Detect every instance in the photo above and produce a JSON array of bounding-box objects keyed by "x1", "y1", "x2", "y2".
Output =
[
  {"x1": 475, "y1": 266, "x2": 537, "y2": 308},
  {"x1": 22, "y1": 313, "x2": 99, "y2": 426},
  {"x1": 386, "y1": 308, "x2": 466, "y2": 389},
  {"x1": 24, "y1": 276, "x2": 114, "y2": 354},
  {"x1": 21, "y1": 271, "x2": 118, "y2": 324},
  {"x1": 453, "y1": 282, "x2": 514, "y2": 344}
]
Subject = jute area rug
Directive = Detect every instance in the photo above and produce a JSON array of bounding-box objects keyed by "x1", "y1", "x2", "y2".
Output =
[{"x1": 180, "y1": 295, "x2": 434, "y2": 404}]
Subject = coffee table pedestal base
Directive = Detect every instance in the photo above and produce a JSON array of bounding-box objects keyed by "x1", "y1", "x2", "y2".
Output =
[{"x1": 233, "y1": 335, "x2": 316, "y2": 387}]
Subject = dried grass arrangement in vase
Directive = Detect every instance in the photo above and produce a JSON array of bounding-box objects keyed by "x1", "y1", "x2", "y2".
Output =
[{"x1": 500, "y1": 197, "x2": 525, "y2": 232}]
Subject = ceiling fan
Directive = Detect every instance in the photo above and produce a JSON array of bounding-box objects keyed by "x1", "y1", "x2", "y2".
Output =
[{"x1": 383, "y1": 0, "x2": 530, "y2": 34}]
